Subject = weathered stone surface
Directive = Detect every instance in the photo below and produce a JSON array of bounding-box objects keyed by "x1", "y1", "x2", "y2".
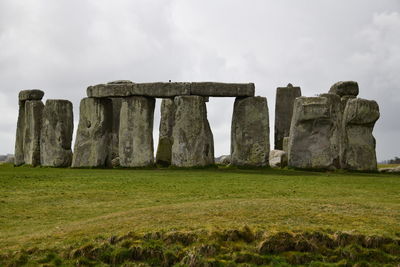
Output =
[
  {"x1": 18, "y1": 89, "x2": 44, "y2": 101},
  {"x1": 87, "y1": 82, "x2": 191, "y2": 98},
  {"x1": 110, "y1": 98, "x2": 123, "y2": 161},
  {"x1": 15, "y1": 90, "x2": 45, "y2": 166},
  {"x1": 215, "y1": 155, "x2": 231, "y2": 165},
  {"x1": 340, "y1": 95, "x2": 356, "y2": 113},
  {"x1": 288, "y1": 94, "x2": 342, "y2": 170},
  {"x1": 171, "y1": 96, "x2": 214, "y2": 167},
  {"x1": 87, "y1": 82, "x2": 254, "y2": 98},
  {"x1": 190, "y1": 82, "x2": 255, "y2": 97},
  {"x1": 231, "y1": 96, "x2": 270, "y2": 167},
  {"x1": 379, "y1": 166, "x2": 400, "y2": 173},
  {"x1": 23, "y1": 100, "x2": 44, "y2": 166},
  {"x1": 40, "y1": 100, "x2": 74, "y2": 167},
  {"x1": 329, "y1": 81, "x2": 359, "y2": 97},
  {"x1": 282, "y1": 137, "x2": 289, "y2": 153},
  {"x1": 72, "y1": 98, "x2": 112, "y2": 168},
  {"x1": 274, "y1": 84, "x2": 301, "y2": 149},
  {"x1": 14, "y1": 102, "x2": 26, "y2": 166},
  {"x1": 119, "y1": 96, "x2": 155, "y2": 167},
  {"x1": 341, "y1": 98, "x2": 380, "y2": 171},
  {"x1": 269, "y1": 150, "x2": 287, "y2": 168},
  {"x1": 156, "y1": 99, "x2": 176, "y2": 166}
]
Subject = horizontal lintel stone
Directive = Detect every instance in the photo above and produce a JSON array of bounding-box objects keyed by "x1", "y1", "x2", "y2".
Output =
[{"x1": 87, "y1": 82, "x2": 255, "y2": 98}]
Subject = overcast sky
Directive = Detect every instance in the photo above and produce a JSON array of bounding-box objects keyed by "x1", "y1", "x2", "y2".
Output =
[{"x1": 0, "y1": 0, "x2": 399, "y2": 161}]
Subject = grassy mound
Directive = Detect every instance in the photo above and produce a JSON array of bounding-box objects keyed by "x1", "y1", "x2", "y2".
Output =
[{"x1": 1, "y1": 228, "x2": 399, "y2": 266}]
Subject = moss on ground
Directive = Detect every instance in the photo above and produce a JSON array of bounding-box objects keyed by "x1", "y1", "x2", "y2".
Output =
[{"x1": 1, "y1": 228, "x2": 399, "y2": 266}]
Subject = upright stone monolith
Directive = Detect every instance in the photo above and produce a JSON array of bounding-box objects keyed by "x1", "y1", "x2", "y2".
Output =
[
  {"x1": 231, "y1": 96, "x2": 270, "y2": 167},
  {"x1": 23, "y1": 100, "x2": 44, "y2": 166},
  {"x1": 274, "y1": 84, "x2": 301, "y2": 150},
  {"x1": 329, "y1": 81, "x2": 359, "y2": 97},
  {"x1": 288, "y1": 94, "x2": 342, "y2": 170},
  {"x1": 40, "y1": 100, "x2": 74, "y2": 167},
  {"x1": 15, "y1": 89, "x2": 44, "y2": 166},
  {"x1": 72, "y1": 98, "x2": 112, "y2": 168},
  {"x1": 171, "y1": 96, "x2": 214, "y2": 167},
  {"x1": 119, "y1": 96, "x2": 155, "y2": 167},
  {"x1": 110, "y1": 98, "x2": 122, "y2": 162},
  {"x1": 341, "y1": 98, "x2": 379, "y2": 171},
  {"x1": 156, "y1": 98, "x2": 176, "y2": 166}
]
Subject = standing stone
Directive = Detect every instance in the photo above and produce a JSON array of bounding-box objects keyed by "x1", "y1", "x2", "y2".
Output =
[
  {"x1": 282, "y1": 137, "x2": 289, "y2": 153},
  {"x1": 110, "y1": 98, "x2": 123, "y2": 162},
  {"x1": 269, "y1": 150, "x2": 288, "y2": 168},
  {"x1": 231, "y1": 96, "x2": 270, "y2": 167},
  {"x1": 329, "y1": 81, "x2": 359, "y2": 97},
  {"x1": 288, "y1": 94, "x2": 342, "y2": 170},
  {"x1": 171, "y1": 96, "x2": 214, "y2": 167},
  {"x1": 340, "y1": 95, "x2": 356, "y2": 113},
  {"x1": 274, "y1": 84, "x2": 301, "y2": 150},
  {"x1": 40, "y1": 100, "x2": 73, "y2": 167},
  {"x1": 72, "y1": 98, "x2": 112, "y2": 168},
  {"x1": 342, "y1": 98, "x2": 380, "y2": 171},
  {"x1": 23, "y1": 100, "x2": 44, "y2": 166},
  {"x1": 156, "y1": 98, "x2": 176, "y2": 166},
  {"x1": 119, "y1": 96, "x2": 155, "y2": 167},
  {"x1": 14, "y1": 90, "x2": 44, "y2": 166},
  {"x1": 14, "y1": 103, "x2": 26, "y2": 166}
]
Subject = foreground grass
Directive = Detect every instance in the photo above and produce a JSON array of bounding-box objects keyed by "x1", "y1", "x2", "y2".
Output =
[{"x1": 0, "y1": 164, "x2": 399, "y2": 265}]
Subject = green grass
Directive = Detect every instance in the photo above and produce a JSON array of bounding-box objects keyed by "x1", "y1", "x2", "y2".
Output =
[{"x1": 0, "y1": 164, "x2": 399, "y2": 265}]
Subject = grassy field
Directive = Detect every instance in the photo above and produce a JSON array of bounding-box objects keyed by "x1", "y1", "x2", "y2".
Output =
[{"x1": 0, "y1": 164, "x2": 399, "y2": 266}]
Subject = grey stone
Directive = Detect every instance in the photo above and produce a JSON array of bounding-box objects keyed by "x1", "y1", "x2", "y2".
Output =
[
  {"x1": 72, "y1": 98, "x2": 112, "y2": 168},
  {"x1": 288, "y1": 94, "x2": 342, "y2": 170},
  {"x1": 329, "y1": 81, "x2": 359, "y2": 97},
  {"x1": 274, "y1": 84, "x2": 301, "y2": 149},
  {"x1": 156, "y1": 98, "x2": 176, "y2": 166},
  {"x1": 379, "y1": 166, "x2": 400, "y2": 173},
  {"x1": 215, "y1": 155, "x2": 231, "y2": 165},
  {"x1": 282, "y1": 137, "x2": 289, "y2": 153},
  {"x1": 231, "y1": 96, "x2": 270, "y2": 167},
  {"x1": 171, "y1": 96, "x2": 214, "y2": 167},
  {"x1": 341, "y1": 98, "x2": 380, "y2": 171},
  {"x1": 87, "y1": 82, "x2": 191, "y2": 98},
  {"x1": 110, "y1": 98, "x2": 123, "y2": 161},
  {"x1": 119, "y1": 96, "x2": 155, "y2": 167},
  {"x1": 87, "y1": 82, "x2": 255, "y2": 98},
  {"x1": 40, "y1": 100, "x2": 74, "y2": 167},
  {"x1": 340, "y1": 95, "x2": 356, "y2": 113},
  {"x1": 18, "y1": 89, "x2": 44, "y2": 101},
  {"x1": 23, "y1": 100, "x2": 44, "y2": 166},
  {"x1": 190, "y1": 82, "x2": 255, "y2": 97},
  {"x1": 14, "y1": 102, "x2": 26, "y2": 166},
  {"x1": 111, "y1": 157, "x2": 120, "y2": 168},
  {"x1": 269, "y1": 150, "x2": 287, "y2": 168},
  {"x1": 107, "y1": 80, "x2": 133, "y2": 84}
]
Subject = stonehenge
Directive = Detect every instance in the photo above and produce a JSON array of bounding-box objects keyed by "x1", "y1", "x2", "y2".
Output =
[
  {"x1": 231, "y1": 97, "x2": 270, "y2": 167},
  {"x1": 274, "y1": 84, "x2": 301, "y2": 150},
  {"x1": 171, "y1": 96, "x2": 214, "y2": 167},
  {"x1": 14, "y1": 90, "x2": 45, "y2": 166},
  {"x1": 119, "y1": 97, "x2": 155, "y2": 167},
  {"x1": 286, "y1": 81, "x2": 379, "y2": 171},
  {"x1": 288, "y1": 94, "x2": 342, "y2": 170},
  {"x1": 341, "y1": 98, "x2": 380, "y2": 171},
  {"x1": 13, "y1": 79, "x2": 380, "y2": 172},
  {"x1": 71, "y1": 98, "x2": 112, "y2": 168},
  {"x1": 40, "y1": 100, "x2": 74, "y2": 167}
]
